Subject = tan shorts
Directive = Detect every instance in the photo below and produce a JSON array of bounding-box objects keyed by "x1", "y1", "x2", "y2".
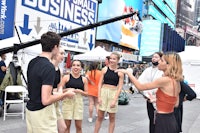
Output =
[
  {"x1": 26, "y1": 104, "x2": 57, "y2": 133},
  {"x1": 62, "y1": 93, "x2": 83, "y2": 120},
  {"x1": 98, "y1": 87, "x2": 118, "y2": 113},
  {"x1": 55, "y1": 101, "x2": 63, "y2": 120}
]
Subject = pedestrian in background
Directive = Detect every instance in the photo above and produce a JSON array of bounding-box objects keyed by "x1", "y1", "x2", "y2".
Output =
[
  {"x1": 61, "y1": 60, "x2": 88, "y2": 133},
  {"x1": 51, "y1": 46, "x2": 67, "y2": 133},
  {"x1": 116, "y1": 52, "x2": 183, "y2": 133},
  {"x1": 0, "y1": 54, "x2": 7, "y2": 84},
  {"x1": 125, "y1": 64, "x2": 133, "y2": 86},
  {"x1": 174, "y1": 81, "x2": 196, "y2": 133},
  {"x1": 86, "y1": 62, "x2": 101, "y2": 123},
  {"x1": 0, "y1": 54, "x2": 8, "y2": 105},
  {"x1": 94, "y1": 52, "x2": 124, "y2": 133},
  {"x1": 26, "y1": 31, "x2": 75, "y2": 133}
]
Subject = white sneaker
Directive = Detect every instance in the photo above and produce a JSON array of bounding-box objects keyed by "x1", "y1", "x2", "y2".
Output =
[
  {"x1": 88, "y1": 118, "x2": 93, "y2": 122},
  {"x1": 104, "y1": 115, "x2": 109, "y2": 120}
]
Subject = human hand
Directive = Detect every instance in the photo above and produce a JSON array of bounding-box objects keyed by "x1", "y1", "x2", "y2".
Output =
[
  {"x1": 148, "y1": 92, "x2": 156, "y2": 103},
  {"x1": 74, "y1": 89, "x2": 83, "y2": 94},
  {"x1": 65, "y1": 89, "x2": 75, "y2": 99},
  {"x1": 98, "y1": 98, "x2": 102, "y2": 105},
  {"x1": 110, "y1": 100, "x2": 116, "y2": 108},
  {"x1": 115, "y1": 69, "x2": 127, "y2": 74},
  {"x1": 67, "y1": 88, "x2": 75, "y2": 91}
]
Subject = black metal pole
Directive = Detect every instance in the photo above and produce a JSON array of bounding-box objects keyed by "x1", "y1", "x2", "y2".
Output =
[{"x1": 0, "y1": 12, "x2": 137, "y2": 55}]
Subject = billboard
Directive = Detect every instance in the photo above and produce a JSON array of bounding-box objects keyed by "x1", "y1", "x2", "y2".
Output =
[
  {"x1": 162, "y1": 24, "x2": 185, "y2": 52},
  {"x1": 14, "y1": 0, "x2": 98, "y2": 52},
  {"x1": 0, "y1": 0, "x2": 16, "y2": 39},
  {"x1": 140, "y1": 20, "x2": 162, "y2": 56},
  {"x1": 179, "y1": 0, "x2": 196, "y2": 26},
  {"x1": 96, "y1": 0, "x2": 142, "y2": 50},
  {"x1": 152, "y1": 0, "x2": 176, "y2": 24}
]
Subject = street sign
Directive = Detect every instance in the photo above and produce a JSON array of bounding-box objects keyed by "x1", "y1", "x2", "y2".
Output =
[{"x1": 15, "y1": 0, "x2": 98, "y2": 52}]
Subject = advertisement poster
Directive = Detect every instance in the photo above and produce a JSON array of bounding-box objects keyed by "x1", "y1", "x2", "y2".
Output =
[
  {"x1": 14, "y1": 0, "x2": 98, "y2": 52},
  {"x1": 0, "y1": 0, "x2": 16, "y2": 39},
  {"x1": 140, "y1": 20, "x2": 162, "y2": 56},
  {"x1": 96, "y1": 0, "x2": 142, "y2": 50}
]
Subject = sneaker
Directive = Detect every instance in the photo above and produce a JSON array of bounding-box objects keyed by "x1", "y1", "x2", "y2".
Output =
[
  {"x1": 88, "y1": 118, "x2": 93, "y2": 123},
  {"x1": 104, "y1": 115, "x2": 109, "y2": 120}
]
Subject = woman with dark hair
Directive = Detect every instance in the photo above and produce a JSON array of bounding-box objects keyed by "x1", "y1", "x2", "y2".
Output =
[
  {"x1": 61, "y1": 60, "x2": 88, "y2": 133},
  {"x1": 117, "y1": 52, "x2": 183, "y2": 133},
  {"x1": 86, "y1": 62, "x2": 101, "y2": 122}
]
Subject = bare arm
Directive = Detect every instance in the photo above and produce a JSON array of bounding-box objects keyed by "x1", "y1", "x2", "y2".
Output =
[
  {"x1": 41, "y1": 84, "x2": 75, "y2": 105},
  {"x1": 53, "y1": 70, "x2": 63, "y2": 94},
  {"x1": 60, "y1": 75, "x2": 72, "y2": 92},
  {"x1": 98, "y1": 67, "x2": 106, "y2": 98},
  {"x1": 116, "y1": 69, "x2": 164, "y2": 91},
  {"x1": 42, "y1": 74, "x2": 76, "y2": 105},
  {"x1": 57, "y1": 70, "x2": 63, "y2": 93},
  {"x1": 114, "y1": 72, "x2": 124, "y2": 101},
  {"x1": 1, "y1": 66, "x2": 7, "y2": 72}
]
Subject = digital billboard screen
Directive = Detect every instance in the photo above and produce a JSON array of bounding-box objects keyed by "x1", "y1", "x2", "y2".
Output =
[
  {"x1": 96, "y1": 0, "x2": 142, "y2": 50},
  {"x1": 140, "y1": 20, "x2": 162, "y2": 56}
]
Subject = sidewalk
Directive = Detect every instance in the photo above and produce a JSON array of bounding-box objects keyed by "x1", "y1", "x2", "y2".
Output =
[
  {"x1": 188, "y1": 113, "x2": 200, "y2": 133},
  {"x1": 0, "y1": 86, "x2": 200, "y2": 133}
]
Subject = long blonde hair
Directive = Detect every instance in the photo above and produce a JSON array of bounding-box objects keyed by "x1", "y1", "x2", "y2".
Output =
[{"x1": 163, "y1": 52, "x2": 183, "y2": 81}]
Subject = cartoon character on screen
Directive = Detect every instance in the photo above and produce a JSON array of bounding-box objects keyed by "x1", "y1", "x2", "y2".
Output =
[
  {"x1": 120, "y1": 6, "x2": 142, "y2": 50},
  {"x1": 122, "y1": 6, "x2": 142, "y2": 34}
]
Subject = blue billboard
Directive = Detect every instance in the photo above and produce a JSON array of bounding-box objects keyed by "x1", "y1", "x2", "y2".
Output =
[
  {"x1": 152, "y1": 0, "x2": 175, "y2": 24},
  {"x1": 0, "y1": 0, "x2": 16, "y2": 39},
  {"x1": 96, "y1": 0, "x2": 143, "y2": 50},
  {"x1": 140, "y1": 20, "x2": 162, "y2": 56}
]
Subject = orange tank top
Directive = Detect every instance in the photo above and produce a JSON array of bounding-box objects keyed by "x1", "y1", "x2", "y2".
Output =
[
  {"x1": 86, "y1": 70, "x2": 101, "y2": 97},
  {"x1": 156, "y1": 80, "x2": 177, "y2": 113}
]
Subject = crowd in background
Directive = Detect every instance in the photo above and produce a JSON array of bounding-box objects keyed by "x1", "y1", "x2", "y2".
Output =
[{"x1": 0, "y1": 31, "x2": 197, "y2": 133}]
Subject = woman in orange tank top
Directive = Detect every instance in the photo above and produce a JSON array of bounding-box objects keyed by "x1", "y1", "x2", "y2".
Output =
[
  {"x1": 86, "y1": 62, "x2": 101, "y2": 123},
  {"x1": 116, "y1": 52, "x2": 183, "y2": 133}
]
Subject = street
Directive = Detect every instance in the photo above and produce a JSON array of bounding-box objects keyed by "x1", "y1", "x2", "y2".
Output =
[{"x1": 0, "y1": 87, "x2": 200, "y2": 133}]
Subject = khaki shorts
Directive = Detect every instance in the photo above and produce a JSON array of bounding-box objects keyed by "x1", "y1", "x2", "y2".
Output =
[
  {"x1": 62, "y1": 93, "x2": 83, "y2": 120},
  {"x1": 55, "y1": 101, "x2": 63, "y2": 120},
  {"x1": 98, "y1": 87, "x2": 118, "y2": 113},
  {"x1": 26, "y1": 104, "x2": 57, "y2": 133}
]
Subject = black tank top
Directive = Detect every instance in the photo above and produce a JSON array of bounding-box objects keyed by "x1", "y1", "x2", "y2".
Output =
[
  {"x1": 53, "y1": 69, "x2": 61, "y2": 88},
  {"x1": 103, "y1": 67, "x2": 119, "y2": 86},
  {"x1": 65, "y1": 74, "x2": 84, "y2": 91}
]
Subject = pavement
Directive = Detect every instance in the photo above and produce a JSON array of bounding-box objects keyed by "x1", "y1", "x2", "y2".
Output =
[{"x1": 0, "y1": 85, "x2": 200, "y2": 133}]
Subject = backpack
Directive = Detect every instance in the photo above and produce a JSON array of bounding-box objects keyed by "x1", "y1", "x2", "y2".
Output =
[
  {"x1": 118, "y1": 89, "x2": 129, "y2": 105},
  {"x1": 0, "y1": 62, "x2": 23, "y2": 100}
]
